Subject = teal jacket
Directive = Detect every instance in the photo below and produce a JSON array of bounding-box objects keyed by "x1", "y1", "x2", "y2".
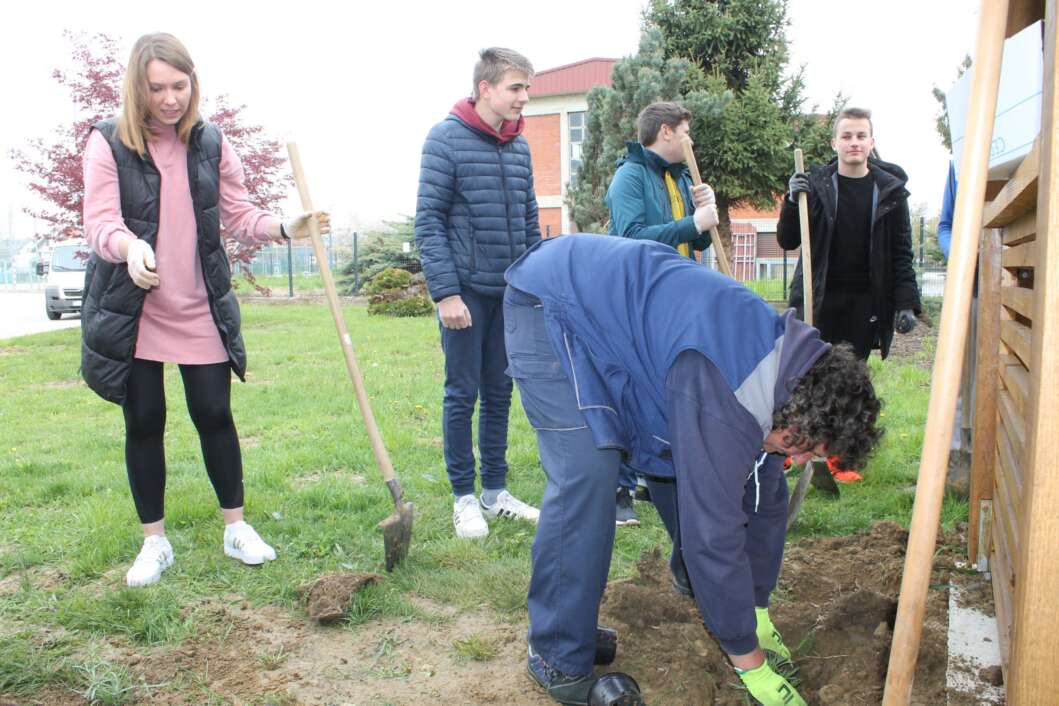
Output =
[{"x1": 604, "y1": 141, "x2": 710, "y2": 251}]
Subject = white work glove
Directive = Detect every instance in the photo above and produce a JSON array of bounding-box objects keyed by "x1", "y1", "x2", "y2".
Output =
[
  {"x1": 691, "y1": 183, "x2": 715, "y2": 209},
  {"x1": 283, "y1": 211, "x2": 332, "y2": 240},
  {"x1": 125, "y1": 239, "x2": 159, "y2": 290},
  {"x1": 693, "y1": 204, "x2": 719, "y2": 234}
]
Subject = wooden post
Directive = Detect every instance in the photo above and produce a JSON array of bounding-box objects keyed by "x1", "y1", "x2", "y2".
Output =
[
  {"x1": 967, "y1": 228, "x2": 1001, "y2": 561},
  {"x1": 1010, "y1": 2, "x2": 1059, "y2": 701},
  {"x1": 793, "y1": 149, "x2": 813, "y2": 325},
  {"x1": 881, "y1": 1, "x2": 1008, "y2": 703},
  {"x1": 680, "y1": 136, "x2": 733, "y2": 278}
]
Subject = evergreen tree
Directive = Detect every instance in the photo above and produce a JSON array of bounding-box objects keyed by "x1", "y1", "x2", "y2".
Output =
[
  {"x1": 338, "y1": 215, "x2": 421, "y2": 294},
  {"x1": 566, "y1": 28, "x2": 728, "y2": 232},
  {"x1": 647, "y1": 0, "x2": 840, "y2": 250},
  {"x1": 569, "y1": 1, "x2": 840, "y2": 253}
]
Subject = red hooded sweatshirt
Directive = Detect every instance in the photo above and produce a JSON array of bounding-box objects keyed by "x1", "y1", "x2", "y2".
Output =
[{"x1": 450, "y1": 98, "x2": 524, "y2": 145}]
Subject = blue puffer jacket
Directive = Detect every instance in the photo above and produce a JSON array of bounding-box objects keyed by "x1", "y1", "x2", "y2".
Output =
[
  {"x1": 605, "y1": 141, "x2": 709, "y2": 251},
  {"x1": 415, "y1": 101, "x2": 541, "y2": 301}
]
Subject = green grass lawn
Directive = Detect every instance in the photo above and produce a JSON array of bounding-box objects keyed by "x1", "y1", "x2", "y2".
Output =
[{"x1": 0, "y1": 301, "x2": 964, "y2": 701}]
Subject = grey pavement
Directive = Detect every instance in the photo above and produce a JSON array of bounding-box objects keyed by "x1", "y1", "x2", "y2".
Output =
[{"x1": 0, "y1": 289, "x2": 81, "y2": 341}]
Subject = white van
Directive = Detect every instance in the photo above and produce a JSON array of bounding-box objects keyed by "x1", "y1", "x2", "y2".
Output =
[{"x1": 37, "y1": 239, "x2": 90, "y2": 320}]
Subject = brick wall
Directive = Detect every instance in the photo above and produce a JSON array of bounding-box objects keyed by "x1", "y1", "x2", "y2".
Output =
[
  {"x1": 538, "y1": 208, "x2": 562, "y2": 238},
  {"x1": 756, "y1": 232, "x2": 798, "y2": 259},
  {"x1": 524, "y1": 114, "x2": 562, "y2": 197}
]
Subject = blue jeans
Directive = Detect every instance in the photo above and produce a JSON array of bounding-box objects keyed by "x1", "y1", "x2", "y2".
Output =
[
  {"x1": 505, "y1": 286, "x2": 622, "y2": 676},
  {"x1": 439, "y1": 291, "x2": 512, "y2": 497}
]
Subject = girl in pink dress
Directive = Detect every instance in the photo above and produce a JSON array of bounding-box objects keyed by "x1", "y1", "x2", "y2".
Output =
[{"x1": 81, "y1": 33, "x2": 330, "y2": 586}]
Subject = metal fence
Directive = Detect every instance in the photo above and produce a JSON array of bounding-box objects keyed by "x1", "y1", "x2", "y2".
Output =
[
  {"x1": 241, "y1": 240, "x2": 949, "y2": 302},
  {"x1": 0, "y1": 262, "x2": 44, "y2": 287}
]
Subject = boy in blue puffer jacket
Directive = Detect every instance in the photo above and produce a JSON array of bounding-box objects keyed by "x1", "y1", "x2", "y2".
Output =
[{"x1": 415, "y1": 48, "x2": 542, "y2": 539}]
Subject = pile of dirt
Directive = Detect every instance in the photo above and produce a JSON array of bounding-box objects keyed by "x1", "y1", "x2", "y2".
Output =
[
  {"x1": 598, "y1": 521, "x2": 959, "y2": 705},
  {"x1": 298, "y1": 571, "x2": 382, "y2": 622}
]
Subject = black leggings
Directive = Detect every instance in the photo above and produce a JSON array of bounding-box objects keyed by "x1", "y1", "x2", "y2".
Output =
[{"x1": 122, "y1": 358, "x2": 244, "y2": 524}]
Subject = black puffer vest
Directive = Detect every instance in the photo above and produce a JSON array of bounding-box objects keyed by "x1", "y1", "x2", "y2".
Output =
[{"x1": 81, "y1": 119, "x2": 246, "y2": 405}]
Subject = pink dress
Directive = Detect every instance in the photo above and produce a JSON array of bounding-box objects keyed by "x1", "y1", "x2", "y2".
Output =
[{"x1": 83, "y1": 122, "x2": 280, "y2": 365}]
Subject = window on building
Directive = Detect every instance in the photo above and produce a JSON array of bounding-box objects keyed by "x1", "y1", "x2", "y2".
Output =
[{"x1": 569, "y1": 111, "x2": 586, "y2": 180}]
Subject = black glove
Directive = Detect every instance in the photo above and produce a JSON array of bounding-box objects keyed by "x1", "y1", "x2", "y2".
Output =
[
  {"x1": 895, "y1": 309, "x2": 917, "y2": 334},
  {"x1": 787, "y1": 172, "x2": 810, "y2": 203}
]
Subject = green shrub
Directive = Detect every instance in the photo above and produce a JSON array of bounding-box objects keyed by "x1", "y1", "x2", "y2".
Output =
[
  {"x1": 368, "y1": 294, "x2": 435, "y2": 317},
  {"x1": 366, "y1": 268, "x2": 413, "y2": 294}
]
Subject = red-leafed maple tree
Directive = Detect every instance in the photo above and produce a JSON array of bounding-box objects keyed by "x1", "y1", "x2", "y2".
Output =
[{"x1": 10, "y1": 31, "x2": 290, "y2": 292}]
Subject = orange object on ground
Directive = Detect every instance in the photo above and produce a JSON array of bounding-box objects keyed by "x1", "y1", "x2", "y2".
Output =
[{"x1": 826, "y1": 456, "x2": 863, "y2": 483}]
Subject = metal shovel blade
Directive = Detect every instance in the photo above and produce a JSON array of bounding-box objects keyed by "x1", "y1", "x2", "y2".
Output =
[
  {"x1": 810, "y1": 460, "x2": 841, "y2": 496},
  {"x1": 787, "y1": 463, "x2": 815, "y2": 530},
  {"x1": 378, "y1": 480, "x2": 414, "y2": 571}
]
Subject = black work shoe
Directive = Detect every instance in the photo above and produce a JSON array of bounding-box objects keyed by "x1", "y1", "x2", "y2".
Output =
[
  {"x1": 615, "y1": 488, "x2": 640, "y2": 526},
  {"x1": 527, "y1": 645, "x2": 595, "y2": 706},
  {"x1": 671, "y1": 564, "x2": 694, "y2": 598}
]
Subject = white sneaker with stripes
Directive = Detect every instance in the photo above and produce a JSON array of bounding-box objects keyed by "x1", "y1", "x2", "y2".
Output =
[
  {"x1": 454, "y1": 494, "x2": 489, "y2": 539},
  {"x1": 223, "y1": 521, "x2": 277, "y2": 565},
  {"x1": 125, "y1": 535, "x2": 174, "y2": 587},
  {"x1": 480, "y1": 490, "x2": 540, "y2": 524}
]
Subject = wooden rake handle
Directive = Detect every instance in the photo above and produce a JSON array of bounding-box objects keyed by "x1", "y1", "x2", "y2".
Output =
[
  {"x1": 794, "y1": 149, "x2": 813, "y2": 326},
  {"x1": 681, "y1": 137, "x2": 733, "y2": 278},
  {"x1": 285, "y1": 141, "x2": 398, "y2": 486}
]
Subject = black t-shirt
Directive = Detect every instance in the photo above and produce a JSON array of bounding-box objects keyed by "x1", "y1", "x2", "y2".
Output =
[{"x1": 829, "y1": 173, "x2": 874, "y2": 291}]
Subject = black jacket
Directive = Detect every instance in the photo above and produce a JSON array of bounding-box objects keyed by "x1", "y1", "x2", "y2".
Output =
[
  {"x1": 777, "y1": 158, "x2": 921, "y2": 358},
  {"x1": 81, "y1": 119, "x2": 246, "y2": 404}
]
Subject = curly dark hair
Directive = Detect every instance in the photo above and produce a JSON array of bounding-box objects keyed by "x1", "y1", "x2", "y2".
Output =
[{"x1": 772, "y1": 343, "x2": 884, "y2": 469}]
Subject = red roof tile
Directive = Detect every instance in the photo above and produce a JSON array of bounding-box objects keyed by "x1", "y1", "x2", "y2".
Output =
[{"x1": 532, "y1": 58, "x2": 617, "y2": 97}]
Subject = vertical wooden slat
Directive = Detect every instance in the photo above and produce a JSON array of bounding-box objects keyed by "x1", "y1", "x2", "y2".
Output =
[
  {"x1": 968, "y1": 229, "x2": 1002, "y2": 559},
  {"x1": 1010, "y1": 2, "x2": 1059, "y2": 702},
  {"x1": 882, "y1": 2, "x2": 1009, "y2": 702}
]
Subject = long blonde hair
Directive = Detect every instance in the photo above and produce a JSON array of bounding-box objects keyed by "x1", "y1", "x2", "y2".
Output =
[{"x1": 116, "y1": 33, "x2": 201, "y2": 155}]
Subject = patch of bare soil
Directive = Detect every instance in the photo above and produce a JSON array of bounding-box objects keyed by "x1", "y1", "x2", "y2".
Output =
[
  {"x1": 599, "y1": 521, "x2": 964, "y2": 705},
  {"x1": 8, "y1": 522, "x2": 990, "y2": 705},
  {"x1": 884, "y1": 312, "x2": 935, "y2": 369},
  {"x1": 0, "y1": 566, "x2": 69, "y2": 596},
  {"x1": 116, "y1": 596, "x2": 551, "y2": 706},
  {"x1": 0, "y1": 346, "x2": 29, "y2": 358}
]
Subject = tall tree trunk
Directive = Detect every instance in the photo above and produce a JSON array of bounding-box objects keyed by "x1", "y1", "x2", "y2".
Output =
[{"x1": 715, "y1": 195, "x2": 734, "y2": 262}]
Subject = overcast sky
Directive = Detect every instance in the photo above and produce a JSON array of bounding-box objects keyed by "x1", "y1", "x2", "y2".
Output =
[{"x1": 0, "y1": 0, "x2": 979, "y2": 239}]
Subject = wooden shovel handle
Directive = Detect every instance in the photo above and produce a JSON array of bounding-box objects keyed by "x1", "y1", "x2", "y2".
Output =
[
  {"x1": 681, "y1": 137, "x2": 733, "y2": 278},
  {"x1": 794, "y1": 149, "x2": 813, "y2": 326},
  {"x1": 286, "y1": 141, "x2": 398, "y2": 485}
]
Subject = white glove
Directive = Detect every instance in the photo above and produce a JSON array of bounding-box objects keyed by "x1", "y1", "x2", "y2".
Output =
[
  {"x1": 691, "y1": 184, "x2": 715, "y2": 209},
  {"x1": 125, "y1": 239, "x2": 159, "y2": 290},
  {"x1": 283, "y1": 211, "x2": 332, "y2": 240},
  {"x1": 693, "y1": 204, "x2": 719, "y2": 234}
]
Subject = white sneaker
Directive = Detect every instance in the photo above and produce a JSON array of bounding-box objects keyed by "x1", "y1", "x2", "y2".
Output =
[
  {"x1": 223, "y1": 521, "x2": 277, "y2": 565},
  {"x1": 480, "y1": 490, "x2": 540, "y2": 524},
  {"x1": 453, "y1": 494, "x2": 489, "y2": 539},
  {"x1": 126, "y1": 535, "x2": 174, "y2": 587}
]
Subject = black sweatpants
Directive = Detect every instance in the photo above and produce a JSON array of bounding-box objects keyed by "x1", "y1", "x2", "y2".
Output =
[{"x1": 122, "y1": 358, "x2": 244, "y2": 524}]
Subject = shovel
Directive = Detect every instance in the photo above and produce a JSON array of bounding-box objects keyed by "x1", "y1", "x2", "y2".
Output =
[
  {"x1": 286, "y1": 141, "x2": 414, "y2": 571},
  {"x1": 785, "y1": 149, "x2": 839, "y2": 529},
  {"x1": 786, "y1": 458, "x2": 840, "y2": 530},
  {"x1": 680, "y1": 136, "x2": 733, "y2": 278}
]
